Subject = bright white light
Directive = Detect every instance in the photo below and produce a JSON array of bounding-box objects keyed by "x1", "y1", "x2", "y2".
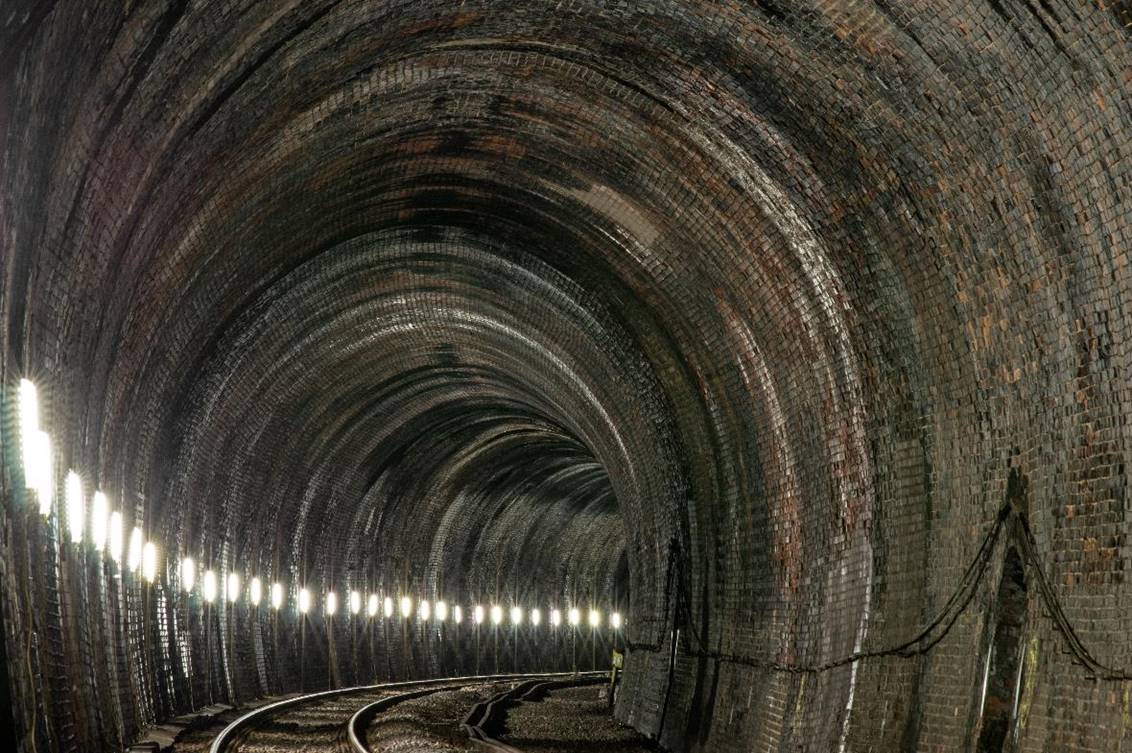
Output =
[
  {"x1": 142, "y1": 541, "x2": 158, "y2": 583},
  {"x1": 226, "y1": 572, "x2": 240, "y2": 603},
  {"x1": 271, "y1": 582, "x2": 284, "y2": 609},
  {"x1": 18, "y1": 375, "x2": 38, "y2": 419},
  {"x1": 383, "y1": 596, "x2": 394, "y2": 618},
  {"x1": 107, "y1": 511, "x2": 123, "y2": 563},
  {"x1": 250, "y1": 577, "x2": 263, "y2": 606},
  {"x1": 490, "y1": 605, "x2": 503, "y2": 625},
  {"x1": 474, "y1": 605, "x2": 485, "y2": 625},
  {"x1": 589, "y1": 609, "x2": 601, "y2": 628},
  {"x1": 419, "y1": 600, "x2": 431, "y2": 620},
  {"x1": 350, "y1": 590, "x2": 361, "y2": 615},
  {"x1": 531, "y1": 608, "x2": 541, "y2": 626},
  {"x1": 510, "y1": 606, "x2": 523, "y2": 625},
  {"x1": 454, "y1": 605, "x2": 463, "y2": 623},
  {"x1": 611, "y1": 612, "x2": 623, "y2": 629},
  {"x1": 181, "y1": 557, "x2": 196, "y2": 592},
  {"x1": 400, "y1": 596, "x2": 412, "y2": 618},
  {"x1": 367, "y1": 594, "x2": 379, "y2": 617},
  {"x1": 568, "y1": 608, "x2": 580, "y2": 626},
  {"x1": 90, "y1": 492, "x2": 109, "y2": 550},
  {"x1": 551, "y1": 609, "x2": 562, "y2": 627},
  {"x1": 66, "y1": 472, "x2": 84, "y2": 544},
  {"x1": 16, "y1": 383, "x2": 51, "y2": 511},
  {"x1": 435, "y1": 601, "x2": 448, "y2": 621},
  {"x1": 31, "y1": 432, "x2": 53, "y2": 513},
  {"x1": 298, "y1": 587, "x2": 311, "y2": 614},
  {"x1": 127, "y1": 527, "x2": 143, "y2": 572},
  {"x1": 18, "y1": 380, "x2": 39, "y2": 485},
  {"x1": 326, "y1": 591, "x2": 338, "y2": 616},
  {"x1": 203, "y1": 570, "x2": 218, "y2": 603}
]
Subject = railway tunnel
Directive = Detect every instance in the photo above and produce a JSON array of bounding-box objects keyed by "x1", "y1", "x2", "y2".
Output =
[{"x1": 1, "y1": 1, "x2": 1130, "y2": 751}]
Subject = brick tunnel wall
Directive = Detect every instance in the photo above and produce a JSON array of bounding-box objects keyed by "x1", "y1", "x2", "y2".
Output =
[{"x1": 2, "y1": 1, "x2": 1131, "y2": 752}]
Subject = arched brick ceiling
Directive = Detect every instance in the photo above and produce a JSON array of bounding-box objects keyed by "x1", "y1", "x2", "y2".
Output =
[{"x1": 2, "y1": 1, "x2": 1130, "y2": 751}]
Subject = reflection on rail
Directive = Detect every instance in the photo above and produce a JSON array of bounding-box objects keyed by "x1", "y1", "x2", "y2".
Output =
[{"x1": 207, "y1": 672, "x2": 601, "y2": 753}]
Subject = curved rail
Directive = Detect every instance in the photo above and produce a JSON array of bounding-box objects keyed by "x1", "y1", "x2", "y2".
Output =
[
  {"x1": 343, "y1": 678, "x2": 478, "y2": 752},
  {"x1": 459, "y1": 673, "x2": 604, "y2": 752},
  {"x1": 205, "y1": 672, "x2": 598, "y2": 753},
  {"x1": 459, "y1": 680, "x2": 544, "y2": 753},
  {"x1": 342, "y1": 672, "x2": 601, "y2": 752},
  {"x1": 210, "y1": 672, "x2": 575, "y2": 753}
]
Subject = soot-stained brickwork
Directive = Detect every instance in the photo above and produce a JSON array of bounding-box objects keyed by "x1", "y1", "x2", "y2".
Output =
[{"x1": 1, "y1": 1, "x2": 1131, "y2": 752}]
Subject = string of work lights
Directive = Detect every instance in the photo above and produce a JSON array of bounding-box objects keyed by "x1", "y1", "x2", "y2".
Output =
[{"x1": 10, "y1": 378, "x2": 624, "y2": 629}]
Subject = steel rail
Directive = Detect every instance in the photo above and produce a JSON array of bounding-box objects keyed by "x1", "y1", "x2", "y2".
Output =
[
  {"x1": 459, "y1": 673, "x2": 604, "y2": 752},
  {"x1": 342, "y1": 672, "x2": 601, "y2": 752},
  {"x1": 211, "y1": 672, "x2": 577, "y2": 753}
]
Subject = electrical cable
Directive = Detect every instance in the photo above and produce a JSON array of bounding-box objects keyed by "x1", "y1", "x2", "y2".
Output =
[{"x1": 627, "y1": 502, "x2": 1132, "y2": 682}]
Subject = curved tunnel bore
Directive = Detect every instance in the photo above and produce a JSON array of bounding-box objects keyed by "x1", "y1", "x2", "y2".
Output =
[{"x1": 2, "y1": 1, "x2": 1131, "y2": 751}]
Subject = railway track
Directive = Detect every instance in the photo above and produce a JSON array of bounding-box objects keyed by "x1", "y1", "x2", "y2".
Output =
[
  {"x1": 459, "y1": 675, "x2": 605, "y2": 752},
  {"x1": 203, "y1": 672, "x2": 602, "y2": 753}
]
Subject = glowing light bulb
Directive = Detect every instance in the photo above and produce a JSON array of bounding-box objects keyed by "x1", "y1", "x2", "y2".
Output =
[
  {"x1": 490, "y1": 605, "x2": 503, "y2": 625},
  {"x1": 611, "y1": 612, "x2": 623, "y2": 629},
  {"x1": 510, "y1": 606, "x2": 523, "y2": 625},
  {"x1": 127, "y1": 527, "x2": 143, "y2": 572},
  {"x1": 271, "y1": 582, "x2": 284, "y2": 609},
  {"x1": 350, "y1": 590, "x2": 361, "y2": 615},
  {"x1": 419, "y1": 600, "x2": 430, "y2": 620},
  {"x1": 181, "y1": 557, "x2": 196, "y2": 592},
  {"x1": 107, "y1": 511, "x2": 123, "y2": 564},
  {"x1": 298, "y1": 587, "x2": 311, "y2": 614},
  {"x1": 435, "y1": 601, "x2": 448, "y2": 621},
  {"x1": 531, "y1": 608, "x2": 541, "y2": 626},
  {"x1": 203, "y1": 570, "x2": 218, "y2": 603},
  {"x1": 551, "y1": 609, "x2": 562, "y2": 627},
  {"x1": 326, "y1": 591, "x2": 338, "y2": 615},
  {"x1": 142, "y1": 541, "x2": 158, "y2": 582},
  {"x1": 474, "y1": 605, "x2": 484, "y2": 625},
  {"x1": 18, "y1": 380, "x2": 39, "y2": 484},
  {"x1": 383, "y1": 596, "x2": 394, "y2": 618},
  {"x1": 588, "y1": 609, "x2": 601, "y2": 628},
  {"x1": 568, "y1": 608, "x2": 580, "y2": 627},
  {"x1": 90, "y1": 492, "x2": 109, "y2": 551},
  {"x1": 454, "y1": 605, "x2": 463, "y2": 623},
  {"x1": 66, "y1": 472, "x2": 84, "y2": 544},
  {"x1": 23, "y1": 429, "x2": 45, "y2": 490},
  {"x1": 250, "y1": 577, "x2": 262, "y2": 606},
  {"x1": 367, "y1": 594, "x2": 379, "y2": 617},
  {"x1": 226, "y1": 573, "x2": 240, "y2": 603},
  {"x1": 400, "y1": 596, "x2": 412, "y2": 618}
]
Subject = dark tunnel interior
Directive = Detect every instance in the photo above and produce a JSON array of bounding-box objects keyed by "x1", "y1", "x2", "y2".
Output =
[{"x1": 2, "y1": 1, "x2": 1131, "y2": 751}]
